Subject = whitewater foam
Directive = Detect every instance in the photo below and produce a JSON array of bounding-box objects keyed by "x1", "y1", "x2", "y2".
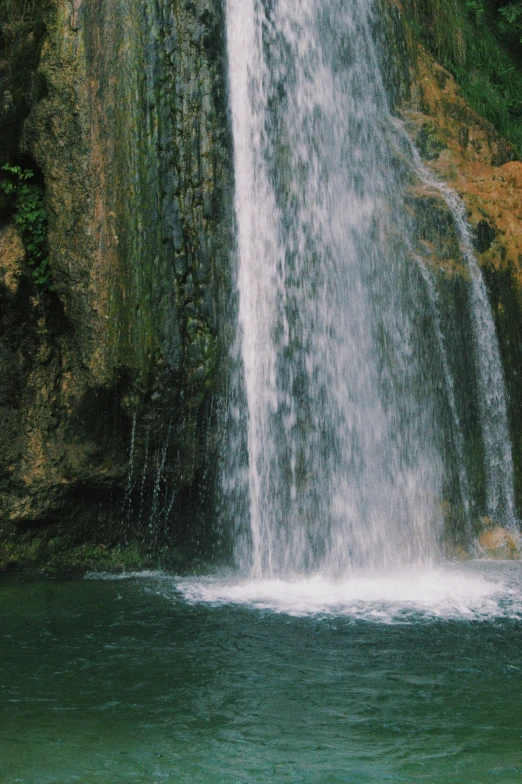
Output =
[
  {"x1": 85, "y1": 569, "x2": 166, "y2": 581},
  {"x1": 174, "y1": 563, "x2": 522, "y2": 622}
]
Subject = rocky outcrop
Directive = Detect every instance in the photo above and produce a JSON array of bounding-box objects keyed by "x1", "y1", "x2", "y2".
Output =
[
  {"x1": 0, "y1": 3, "x2": 47, "y2": 164},
  {"x1": 0, "y1": 0, "x2": 232, "y2": 571}
]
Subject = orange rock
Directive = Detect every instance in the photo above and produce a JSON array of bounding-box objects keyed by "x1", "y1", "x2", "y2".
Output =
[
  {"x1": 500, "y1": 161, "x2": 522, "y2": 189},
  {"x1": 478, "y1": 527, "x2": 521, "y2": 559},
  {"x1": 445, "y1": 545, "x2": 471, "y2": 561},
  {"x1": 0, "y1": 225, "x2": 25, "y2": 293},
  {"x1": 478, "y1": 527, "x2": 509, "y2": 550},
  {"x1": 401, "y1": 47, "x2": 522, "y2": 292}
]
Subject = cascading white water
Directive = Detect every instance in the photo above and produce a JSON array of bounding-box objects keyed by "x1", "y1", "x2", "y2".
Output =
[
  {"x1": 226, "y1": 0, "x2": 444, "y2": 577},
  {"x1": 410, "y1": 158, "x2": 518, "y2": 530},
  {"x1": 414, "y1": 256, "x2": 472, "y2": 530},
  {"x1": 224, "y1": 0, "x2": 517, "y2": 579}
]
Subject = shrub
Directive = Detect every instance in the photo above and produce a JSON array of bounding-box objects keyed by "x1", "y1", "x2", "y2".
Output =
[
  {"x1": 1, "y1": 163, "x2": 52, "y2": 288},
  {"x1": 498, "y1": 2, "x2": 522, "y2": 42}
]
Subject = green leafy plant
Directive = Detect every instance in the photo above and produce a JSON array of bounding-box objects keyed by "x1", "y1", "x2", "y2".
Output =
[
  {"x1": 498, "y1": 2, "x2": 522, "y2": 41},
  {"x1": 0, "y1": 163, "x2": 52, "y2": 288},
  {"x1": 465, "y1": 0, "x2": 485, "y2": 21}
]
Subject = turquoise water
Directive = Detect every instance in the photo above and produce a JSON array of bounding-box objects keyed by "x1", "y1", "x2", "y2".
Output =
[{"x1": 1, "y1": 563, "x2": 522, "y2": 783}]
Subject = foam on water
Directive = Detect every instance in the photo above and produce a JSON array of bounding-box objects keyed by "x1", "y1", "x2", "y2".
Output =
[
  {"x1": 174, "y1": 563, "x2": 522, "y2": 622},
  {"x1": 85, "y1": 569, "x2": 166, "y2": 581}
]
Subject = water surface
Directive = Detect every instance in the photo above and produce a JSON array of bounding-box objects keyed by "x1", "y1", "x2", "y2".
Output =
[{"x1": 1, "y1": 562, "x2": 522, "y2": 783}]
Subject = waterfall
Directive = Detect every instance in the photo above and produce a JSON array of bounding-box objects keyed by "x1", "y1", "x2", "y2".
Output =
[
  {"x1": 410, "y1": 153, "x2": 518, "y2": 530},
  {"x1": 224, "y1": 0, "x2": 517, "y2": 578},
  {"x1": 414, "y1": 256, "x2": 473, "y2": 532}
]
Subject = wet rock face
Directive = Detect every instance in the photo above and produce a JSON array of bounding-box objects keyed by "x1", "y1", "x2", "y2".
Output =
[
  {"x1": 0, "y1": 0, "x2": 233, "y2": 569},
  {"x1": 0, "y1": 226, "x2": 32, "y2": 489},
  {"x1": 3, "y1": 0, "x2": 522, "y2": 570}
]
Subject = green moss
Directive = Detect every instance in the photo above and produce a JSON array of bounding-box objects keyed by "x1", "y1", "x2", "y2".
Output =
[
  {"x1": 0, "y1": 524, "x2": 207, "y2": 576},
  {"x1": 0, "y1": 538, "x2": 147, "y2": 577},
  {"x1": 415, "y1": 122, "x2": 448, "y2": 160},
  {"x1": 404, "y1": 0, "x2": 522, "y2": 154}
]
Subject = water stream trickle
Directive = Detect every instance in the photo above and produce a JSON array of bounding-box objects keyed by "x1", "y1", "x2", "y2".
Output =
[
  {"x1": 224, "y1": 0, "x2": 517, "y2": 579},
  {"x1": 402, "y1": 128, "x2": 518, "y2": 531},
  {"x1": 414, "y1": 255, "x2": 473, "y2": 533},
  {"x1": 416, "y1": 170, "x2": 518, "y2": 531}
]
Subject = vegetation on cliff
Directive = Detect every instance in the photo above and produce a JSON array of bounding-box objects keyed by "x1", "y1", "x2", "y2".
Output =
[
  {"x1": 404, "y1": 0, "x2": 522, "y2": 154},
  {"x1": 1, "y1": 164, "x2": 51, "y2": 287}
]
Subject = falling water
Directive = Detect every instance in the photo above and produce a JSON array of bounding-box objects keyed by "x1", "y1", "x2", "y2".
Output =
[
  {"x1": 412, "y1": 157, "x2": 518, "y2": 529},
  {"x1": 414, "y1": 256, "x2": 472, "y2": 530},
  {"x1": 225, "y1": 0, "x2": 517, "y2": 578},
  {"x1": 225, "y1": 0, "x2": 445, "y2": 578}
]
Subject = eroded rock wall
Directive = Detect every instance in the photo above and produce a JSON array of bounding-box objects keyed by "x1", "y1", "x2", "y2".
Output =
[{"x1": 0, "y1": 0, "x2": 232, "y2": 571}]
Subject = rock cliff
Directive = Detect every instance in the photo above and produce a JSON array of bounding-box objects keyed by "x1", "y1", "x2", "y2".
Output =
[{"x1": 0, "y1": 0, "x2": 232, "y2": 572}]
